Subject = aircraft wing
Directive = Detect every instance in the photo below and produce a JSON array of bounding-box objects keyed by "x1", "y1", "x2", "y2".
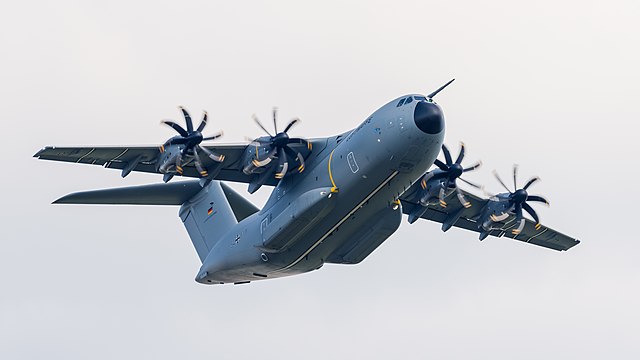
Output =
[
  {"x1": 399, "y1": 186, "x2": 580, "y2": 251},
  {"x1": 33, "y1": 144, "x2": 279, "y2": 186}
]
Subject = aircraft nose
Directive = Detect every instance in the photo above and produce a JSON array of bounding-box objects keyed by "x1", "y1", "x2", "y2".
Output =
[{"x1": 413, "y1": 101, "x2": 445, "y2": 134}]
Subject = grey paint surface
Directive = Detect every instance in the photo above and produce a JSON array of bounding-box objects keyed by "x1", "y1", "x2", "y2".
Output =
[{"x1": 2, "y1": 0, "x2": 640, "y2": 359}]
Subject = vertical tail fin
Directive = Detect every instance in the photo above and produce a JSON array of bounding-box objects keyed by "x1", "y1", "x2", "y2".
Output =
[
  {"x1": 179, "y1": 181, "x2": 238, "y2": 262},
  {"x1": 179, "y1": 181, "x2": 259, "y2": 262}
]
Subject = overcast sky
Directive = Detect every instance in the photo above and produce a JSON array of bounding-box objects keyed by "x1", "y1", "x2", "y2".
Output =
[{"x1": 2, "y1": 0, "x2": 639, "y2": 358}]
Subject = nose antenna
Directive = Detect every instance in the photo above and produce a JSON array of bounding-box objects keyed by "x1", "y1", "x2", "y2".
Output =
[{"x1": 427, "y1": 78, "x2": 455, "y2": 99}]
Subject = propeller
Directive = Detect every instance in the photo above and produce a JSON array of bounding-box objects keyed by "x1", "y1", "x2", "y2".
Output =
[
  {"x1": 420, "y1": 142, "x2": 482, "y2": 208},
  {"x1": 160, "y1": 106, "x2": 224, "y2": 179},
  {"x1": 492, "y1": 165, "x2": 549, "y2": 235},
  {"x1": 243, "y1": 107, "x2": 310, "y2": 179}
]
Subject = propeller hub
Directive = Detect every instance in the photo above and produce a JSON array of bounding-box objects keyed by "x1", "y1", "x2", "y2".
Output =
[
  {"x1": 180, "y1": 131, "x2": 203, "y2": 148},
  {"x1": 512, "y1": 189, "x2": 528, "y2": 203},
  {"x1": 449, "y1": 163, "x2": 463, "y2": 178},
  {"x1": 273, "y1": 132, "x2": 289, "y2": 147}
]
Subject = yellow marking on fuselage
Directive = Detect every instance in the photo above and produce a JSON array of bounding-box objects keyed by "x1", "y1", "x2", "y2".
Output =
[{"x1": 328, "y1": 149, "x2": 338, "y2": 193}]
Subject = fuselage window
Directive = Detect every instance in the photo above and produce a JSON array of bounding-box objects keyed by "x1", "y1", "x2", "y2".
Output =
[
  {"x1": 405, "y1": 96, "x2": 413, "y2": 104},
  {"x1": 347, "y1": 152, "x2": 359, "y2": 173},
  {"x1": 396, "y1": 98, "x2": 406, "y2": 107}
]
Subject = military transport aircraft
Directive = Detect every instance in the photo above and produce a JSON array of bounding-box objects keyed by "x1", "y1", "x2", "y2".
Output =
[{"x1": 34, "y1": 80, "x2": 580, "y2": 285}]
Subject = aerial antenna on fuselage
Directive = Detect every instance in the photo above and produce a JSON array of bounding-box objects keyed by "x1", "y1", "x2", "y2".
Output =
[{"x1": 427, "y1": 78, "x2": 455, "y2": 99}]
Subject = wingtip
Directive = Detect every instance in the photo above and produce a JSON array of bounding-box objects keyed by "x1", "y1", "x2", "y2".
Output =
[{"x1": 33, "y1": 146, "x2": 54, "y2": 158}]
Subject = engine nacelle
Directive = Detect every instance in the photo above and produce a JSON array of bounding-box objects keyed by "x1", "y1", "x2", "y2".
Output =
[
  {"x1": 157, "y1": 143, "x2": 185, "y2": 174},
  {"x1": 241, "y1": 139, "x2": 275, "y2": 175}
]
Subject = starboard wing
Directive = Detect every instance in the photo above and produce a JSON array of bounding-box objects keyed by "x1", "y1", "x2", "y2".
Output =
[{"x1": 400, "y1": 185, "x2": 580, "y2": 251}]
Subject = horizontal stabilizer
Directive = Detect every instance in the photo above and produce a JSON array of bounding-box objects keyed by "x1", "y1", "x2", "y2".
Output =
[{"x1": 54, "y1": 181, "x2": 203, "y2": 205}]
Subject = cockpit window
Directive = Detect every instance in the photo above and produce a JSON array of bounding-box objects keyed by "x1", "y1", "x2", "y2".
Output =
[
  {"x1": 405, "y1": 96, "x2": 413, "y2": 104},
  {"x1": 414, "y1": 96, "x2": 427, "y2": 101},
  {"x1": 396, "y1": 98, "x2": 406, "y2": 107}
]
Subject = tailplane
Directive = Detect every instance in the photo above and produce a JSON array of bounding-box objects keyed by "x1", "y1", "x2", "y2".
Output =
[{"x1": 53, "y1": 180, "x2": 259, "y2": 262}]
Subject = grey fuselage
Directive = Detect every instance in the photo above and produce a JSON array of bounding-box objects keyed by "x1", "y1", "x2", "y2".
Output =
[{"x1": 196, "y1": 95, "x2": 446, "y2": 284}]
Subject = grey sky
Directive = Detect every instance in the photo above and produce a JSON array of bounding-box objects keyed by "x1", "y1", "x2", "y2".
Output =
[{"x1": 1, "y1": 0, "x2": 639, "y2": 358}]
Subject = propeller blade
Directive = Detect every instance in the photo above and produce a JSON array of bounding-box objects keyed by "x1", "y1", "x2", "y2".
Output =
[
  {"x1": 245, "y1": 136, "x2": 268, "y2": 147},
  {"x1": 492, "y1": 170, "x2": 512, "y2": 193},
  {"x1": 283, "y1": 118, "x2": 300, "y2": 134},
  {"x1": 272, "y1": 107, "x2": 278, "y2": 134},
  {"x1": 456, "y1": 187, "x2": 471, "y2": 208},
  {"x1": 512, "y1": 203, "x2": 525, "y2": 235},
  {"x1": 252, "y1": 147, "x2": 278, "y2": 167},
  {"x1": 455, "y1": 142, "x2": 465, "y2": 165},
  {"x1": 442, "y1": 144, "x2": 453, "y2": 166},
  {"x1": 203, "y1": 131, "x2": 223, "y2": 141},
  {"x1": 526, "y1": 195, "x2": 549, "y2": 205},
  {"x1": 175, "y1": 151, "x2": 183, "y2": 175},
  {"x1": 463, "y1": 161, "x2": 482, "y2": 172},
  {"x1": 420, "y1": 173, "x2": 432, "y2": 189},
  {"x1": 427, "y1": 78, "x2": 455, "y2": 99},
  {"x1": 434, "y1": 159, "x2": 449, "y2": 171},
  {"x1": 166, "y1": 137, "x2": 188, "y2": 145},
  {"x1": 288, "y1": 137, "x2": 312, "y2": 151},
  {"x1": 523, "y1": 176, "x2": 540, "y2": 190},
  {"x1": 253, "y1": 114, "x2": 273, "y2": 136},
  {"x1": 438, "y1": 184, "x2": 447, "y2": 208},
  {"x1": 458, "y1": 177, "x2": 483, "y2": 189},
  {"x1": 196, "y1": 111, "x2": 208, "y2": 132},
  {"x1": 512, "y1": 218, "x2": 526, "y2": 235},
  {"x1": 193, "y1": 148, "x2": 208, "y2": 177},
  {"x1": 162, "y1": 121, "x2": 188, "y2": 137},
  {"x1": 483, "y1": 187, "x2": 499, "y2": 201},
  {"x1": 283, "y1": 145, "x2": 303, "y2": 172},
  {"x1": 198, "y1": 145, "x2": 224, "y2": 162},
  {"x1": 296, "y1": 152, "x2": 305, "y2": 172},
  {"x1": 522, "y1": 202, "x2": 540, "y2": 225},
  {"x1": 513, "y1": 164, "x2": 519, "y2": 192},
  {"x1": 180, "y1": 107, "x2": 194, "y2": 133},
  {"x1": 514, "y1": 203, "x2": 523, "y2": 223},
  {"x1": 275, "y1": 147, "x2": 288, "y2": 179}
]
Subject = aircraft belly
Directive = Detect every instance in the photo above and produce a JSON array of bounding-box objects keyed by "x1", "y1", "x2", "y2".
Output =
[
  {"x1": 324, "y1": 198, "x2": 402, "y2": 264},
  {"x1": 277, "y1": 173, "x2": 408, "y2": 275}
]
